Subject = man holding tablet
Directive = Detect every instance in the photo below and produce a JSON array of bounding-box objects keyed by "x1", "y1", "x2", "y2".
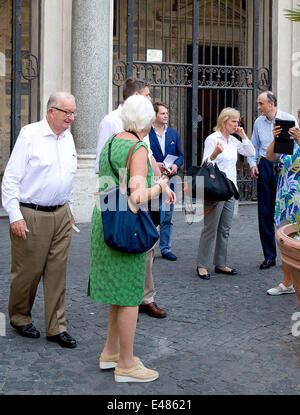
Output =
[{"x1": 248, "y1": 91, "x2": 298, "y2": 270}]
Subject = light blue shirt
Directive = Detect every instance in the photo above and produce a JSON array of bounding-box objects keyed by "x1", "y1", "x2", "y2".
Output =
[{"x1": 247, "y1": 110, "x2": 298, "y2": 168}]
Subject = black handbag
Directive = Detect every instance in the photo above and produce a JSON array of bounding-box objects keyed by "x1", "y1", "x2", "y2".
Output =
[
  {"x1": 99, "y1": 134, "x2": 159, "y2": 254},
  {"x1": 186, "y1": 161, "x2": 240, "y2": 201}
]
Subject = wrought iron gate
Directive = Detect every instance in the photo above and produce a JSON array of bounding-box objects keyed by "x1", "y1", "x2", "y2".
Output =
[
  {"x1": 113, "y1": 0, "x2": 272, "y2": 199},
  {"x1": 0, "y1": 0, "x2": 41, "y2": 207},
  {"x1": 11, "y1": 0, "x2": 41, "y2": 149}
]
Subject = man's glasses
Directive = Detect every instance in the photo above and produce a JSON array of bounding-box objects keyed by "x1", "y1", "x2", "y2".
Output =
[{"x1": 52, "y1": 107, "x2": 77, "y2": 118}]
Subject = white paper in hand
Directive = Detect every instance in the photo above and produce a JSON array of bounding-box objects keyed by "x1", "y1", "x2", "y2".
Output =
[{"x1": 163, "y1": 154, "x2": 178, "y2": 172}]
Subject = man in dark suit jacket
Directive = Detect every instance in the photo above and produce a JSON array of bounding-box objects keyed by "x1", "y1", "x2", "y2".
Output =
[{"x1": 149, "y1": 102, "x2": 184, "y2": 261}]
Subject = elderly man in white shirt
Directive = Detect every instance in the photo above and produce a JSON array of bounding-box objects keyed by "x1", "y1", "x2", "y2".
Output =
[
  {"x1": 95, "y1": 77, "x2": 168, "y2": 319},
  {"x1": 2, "y1": 91, "x2": 77, "y2": 348}
]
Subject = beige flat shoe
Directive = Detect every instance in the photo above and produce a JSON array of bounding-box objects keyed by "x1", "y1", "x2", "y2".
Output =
[
  {"x1": 114, "y1": 363, "x2": 159, "y2": 383},
  {"x1": 99, "y1": 353, "x2": 142, "y2": 369}
]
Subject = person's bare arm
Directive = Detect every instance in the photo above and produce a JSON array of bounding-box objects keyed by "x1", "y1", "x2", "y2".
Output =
[
  {"x1": 209, "y1": 141, "x2": 224, "y2": 161},
  {"x1": 151, "y1": 156, "x2": 162, "y2": 178},
  {"x1": 266, "y1": 124, "x2": 282, "y2": 162},
  {"x1": 129, "y1": 146, "x2": 168, "y2": 205},
  {"x1": 289, "y1": 126, "x2": 300, "y2": 146},
  {"x1": 266, "y1": 139, "x2": 280, "y2": 162}
]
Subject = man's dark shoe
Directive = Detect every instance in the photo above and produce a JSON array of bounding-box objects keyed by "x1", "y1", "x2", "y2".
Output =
[
  {"x1": 260, "y1": 259, "x2": 276, "y2": 270},
  {"x1": 46, "y1": 331, "x2": 77, "y2": 348},
  {"x1": 139, "y1": 302, "x2": 167, "y2": 318},
  {"x1": 161, "y1": 251, "x2": 177, "y2": 261},
  {"x1": 10, "y1": 322, "x2": 40, "y2": 338}
]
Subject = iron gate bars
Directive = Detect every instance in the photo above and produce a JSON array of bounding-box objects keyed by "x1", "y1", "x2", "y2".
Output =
[
  {"x1": 113, "y1": 0, "x2": 272, "y2": 199},
  {"x1": 11, "y1": 0, "x2": 41, "y2": 150},
  {"x1": 191, "y1": 0, "x2": 199, "y2": 166},
  {"x1": 11, "y1": 0, "x2": 22, "y2": 149}
]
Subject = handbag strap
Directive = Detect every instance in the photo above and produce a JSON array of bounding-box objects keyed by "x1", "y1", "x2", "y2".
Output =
[
  {"x1": 183, "y1": 193, "x2": 217, "y2": 225},
  {"x1": 108, "y1": 132, "x2": 141, "y2": 194}
]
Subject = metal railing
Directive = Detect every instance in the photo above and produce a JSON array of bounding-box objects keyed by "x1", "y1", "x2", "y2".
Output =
[{"x1": 113, "y1": 0, "x2": 272, "y2": 200}]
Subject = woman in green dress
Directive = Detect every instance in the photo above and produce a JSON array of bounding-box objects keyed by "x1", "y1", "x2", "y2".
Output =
[{"x1": 88, "y1": 95, "x2": 174, "y2": 382}]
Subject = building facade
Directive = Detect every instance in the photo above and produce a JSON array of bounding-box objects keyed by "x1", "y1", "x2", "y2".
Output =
[{"x1": 1, "y1": 0, "x2": 300, "y2": 221}]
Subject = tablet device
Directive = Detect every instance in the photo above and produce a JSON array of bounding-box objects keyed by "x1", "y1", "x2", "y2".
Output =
[{"x1": 274, "y1": 119, "x2": 295, "y2": 155}]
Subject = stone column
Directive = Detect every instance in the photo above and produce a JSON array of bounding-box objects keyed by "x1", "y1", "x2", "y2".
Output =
[
  {"x1": 71, "y1": 0, "x2": 113, "y2": 222},
  {"x1": 41, "y1": 0, "x2": 72, "y2": 116},
  {"x1": 274, "y1": 0, "x2": 300, "y2": 117}
]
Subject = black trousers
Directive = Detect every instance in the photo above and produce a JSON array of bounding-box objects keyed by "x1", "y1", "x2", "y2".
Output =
[{"x1": 257, "y1": 157, "x2": 279, "y2": 261}]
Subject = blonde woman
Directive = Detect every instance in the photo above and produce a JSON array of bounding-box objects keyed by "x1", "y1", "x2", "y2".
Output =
[{"x1": 196, "y1": 108, "x2": 255, "y2": 280}]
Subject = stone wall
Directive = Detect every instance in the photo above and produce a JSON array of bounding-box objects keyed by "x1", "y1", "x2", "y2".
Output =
[{"x1": 274, "y1": 0, "x2": 300, "y2": 118}]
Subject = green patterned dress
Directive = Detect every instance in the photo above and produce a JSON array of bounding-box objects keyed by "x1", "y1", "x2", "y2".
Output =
[{"x1": 88, "y1": 135, "x2": 153, "y2": 306}]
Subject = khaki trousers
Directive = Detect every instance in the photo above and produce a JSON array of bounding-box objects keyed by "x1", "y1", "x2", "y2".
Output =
[
  {"x1": 141, "y1": 243, "x2": 156, "y2": 304},
  {"x1": 8, "y1": 204, "x2": 72, "y2": 336}
]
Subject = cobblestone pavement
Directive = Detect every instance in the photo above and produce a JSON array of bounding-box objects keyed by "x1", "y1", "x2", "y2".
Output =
[{"x1": 0, "y1": 204, "x2": 300, "y2": 396}]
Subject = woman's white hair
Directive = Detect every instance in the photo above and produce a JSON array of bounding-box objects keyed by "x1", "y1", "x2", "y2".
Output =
[{"x1": 122, "y1": 94, "x2": 155, "y2": 132}]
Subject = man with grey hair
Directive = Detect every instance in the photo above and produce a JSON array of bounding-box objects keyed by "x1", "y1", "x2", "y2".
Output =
[
  {"x1": 248, "y1": 91, "x2": 298, "y2": 271},
  {"x1": 2, "y1": 91, "x2": 78, "y2": 347}
]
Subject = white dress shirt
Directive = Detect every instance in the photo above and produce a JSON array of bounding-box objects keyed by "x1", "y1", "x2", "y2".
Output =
[
  {"x1": 2, "y1": 118, "x2": 77, "y2": 224},
  {"x1": 152, "y1": 124, "x2": 168, "y2": 155},
  {"x1": 202, "y1": 130, "x2": 255, "y2": 188},
  {"x1": 95, "y1": 104, "x2": 153, "y2": 174}
]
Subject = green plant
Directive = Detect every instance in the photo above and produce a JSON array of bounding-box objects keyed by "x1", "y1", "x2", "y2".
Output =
[
  {"x1": 284, "y1": 4, "x2": 300, "y2": 21},
  {"x1": 288, "y1": 213, "x2": 300, "y2": 237}
]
